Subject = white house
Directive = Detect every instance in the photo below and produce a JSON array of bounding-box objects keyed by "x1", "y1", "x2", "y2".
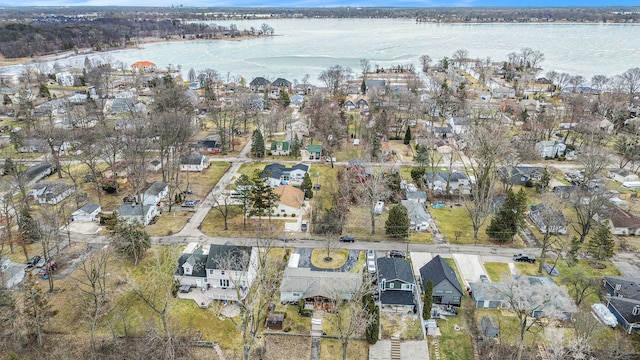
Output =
[
  {"x1": 262, "y1": 163, "x2": 309, "y2": 187},
  {"x1": 401, "y1": 200, "x2": 432, "y2": 232},
  {"x1": 72, "y1": 202, "x2": 101, "y2": 222},
  {"x1": 141, "y1": 181, "x2": 168, "y2": 206},
  {"x1": 117, "y1": 203, "x2": 160, "y2": 226},
  {"x1": 608, "y1": 169, "x2": 639, "y2": 184},
  {"x1": 204, "y1": 244, "x2": 258, "y2": 301},
  {"x1": 535, "y1": 140, "x2": 566, "y2": 158},
  {"x1": 272, "y1": 185, "x2": 305, "y2": 217},
  {"x1": 20, "y1": 139, "x2": 48, "y2": 153},
  {"x1": 180, "y1": 153, "x2": 209, "y2": 172},
  {"x1": 29, "y1": 181, "x2": 74, "y2": 205},
  {"x1": 449, "y1": 116, "x2": 470, "y2": 135},
  {"x1": 18, "y1": 163, "x2": 55, "y2": 188},
  {"x1": 424, "y1": 171, "x2": 471, "y2": 195}
]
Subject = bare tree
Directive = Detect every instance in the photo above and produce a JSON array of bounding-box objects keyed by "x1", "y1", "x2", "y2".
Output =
[
  {"x1": 22, "y1": 272, "x2": 53, "y2": 347},
  {"x1": 356, "y1": 166, "x2": 392, "y2": 235},
  {"x1": 325, "y1": 274, "x2": 376, "y2": 360},
  {"x1": 128, "y1": 248, "x2": 179, "y2": 360},
  {"x1": 319, "y1": 64, "x2": 352, "y2": 97},
  {"x1": 534, "y1": 195, "x2": 566, "y2": 275},
  {"x1": 491, "y1": 275, "x2": 576, "y2": 360},
  {"x1": 463, "y1": 121, "x2": 510, "y2": 239},
  {"x1": 570, "y1": 190, "x2": 611, "y2": 244},
  {"x1": 73, "y1": 246, "x2": 110, "y2": 357},
  {"x1": 215, "y1": 240, "x2": 285, "y2": 360},
  {"x1": 619, "y1": 67, "x2": 640, "y2": 105}
]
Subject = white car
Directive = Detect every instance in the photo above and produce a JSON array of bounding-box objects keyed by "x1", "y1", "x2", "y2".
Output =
[
  {"x1": 367, "y1": 260, "x2": 377, "y2": 273},
  {"x1": 325, "y1": 157, "x2": 336, "y2": 163},
  {"x1": 366, "y1": 250, "x2": 375, "y2": 261}
]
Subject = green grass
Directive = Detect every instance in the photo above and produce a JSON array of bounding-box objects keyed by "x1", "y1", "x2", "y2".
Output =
[
  {"x1": 484, "y1": 262, "x2": 510, "y2": 282},
  {"x1": 274, "y1": 304, "x2": 312, "y2": 334},
  {"x1": 320, "y1": 338, "x2": 368, "y2": 360},
  {"x1": 432, "y1": 316, "x2": 474, "y2": 360},
  {"x1": 237, "y1": 161, "x2": 271, "y2": 177}
]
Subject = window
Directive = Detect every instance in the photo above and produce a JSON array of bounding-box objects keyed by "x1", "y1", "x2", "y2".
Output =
[
  {"x1": 388, "y1": 283, "x2": 395, "y2": 289},
  {"x1": 434, "y1": 290, "x2": 444, "y2": 294},
  {"x1": 281, "y1": 209, "x2": 286, "y2": 213},
  {"x1": 401, "y1": 284, "x2": 413, "y2": 291},
  {"x1": 444, "y1": 290, "x2": 453, "y2": 294},
  {"x1": 220, "y1": 271, "x2": 225, "y2": 275},
  {"x1": 209, "y1": 270, "x2": 214, "y2": 275},
  {"x1": 219, "y1": 279, "x2": 229, "y2": 288},
  {"x1": 453, "y1": 297, "x2": 461, "y2": 303}
]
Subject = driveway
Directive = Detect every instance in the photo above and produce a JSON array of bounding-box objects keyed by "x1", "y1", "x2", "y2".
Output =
[
  {"x1": 452, "y1": 253, "x2": 487, "y2": 287},
  {"x1": 409, "y1": 252, "x2": 432, "y2": 285}
]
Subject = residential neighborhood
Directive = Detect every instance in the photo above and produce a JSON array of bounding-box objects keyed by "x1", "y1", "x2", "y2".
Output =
[{"x1": 1, "y1": 9, "x2": 640, "y2": 360}]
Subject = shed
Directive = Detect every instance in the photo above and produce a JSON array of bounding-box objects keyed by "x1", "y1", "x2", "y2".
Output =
[{"x1": 266, "y1": 313, "x2": 285, "y2": 330}]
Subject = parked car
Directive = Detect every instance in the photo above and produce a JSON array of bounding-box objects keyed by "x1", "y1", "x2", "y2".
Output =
[
  {"x1": 26, "y1": 255, "x2": 41, "y2": 268},
  {"x1": 325, "y1": 157, "x2": 336, "y2": 163},
  {"x1": 182, "y1": 200, "x2": 199, "y2": 208},
  {"x1": 339, "y1": 235, "x2": 355, "y2": 243},
  {"x1": 513, "y1": 254, "x2": 536, "y2": 263},
  {"x1": 388, "y1": 250, "x2": 406, "y2": 258},
  {"x1": 367, "y1": 260, "x2": 377, "y2": 273},
  {"x1": 479, "y1": 275, "x2": 490, "y2": 283},
  {"x1": 366, "y1": 250, "x2": 375, "y2": 260},
  {"x1": 35, "y1": 257, "x2": 46, "y2": 268}
]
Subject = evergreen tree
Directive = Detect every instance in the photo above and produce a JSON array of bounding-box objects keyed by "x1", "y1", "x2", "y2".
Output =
[
  {"x1": 109, "y1": 219, "x2": 151, "y2": 265},
  {"x1": 3, "y1": 158, "x2": 15, "y2": 176},
  {"x1": 249, "y1": 170, "x2": 280, "y2": 228},
  {"x1": 364, "y1": 293, "x2": 379, "y2": 344},
  {"x1": 280, "y1": 90, "x2": 290, "y2": 108},
  {"x1": 236, "y1": 174, "x2": 254, "y2": 230},
  {"x1": 251, "y1": 129, "x2": 265, "y2": 158},
  {"x1": 423, "y1": 280, "x2": 433, "y2": 320},
  {"x1": 291, "y1": 133, "x2": 301, "y2": 158},
  {"x1": 403, "y1": 127, "x2": 412, "y2": 145},
  {"x1": 301, "y1": 172, "x2": 314, "y2": 199},
  {"x1": 486, "y1": 188, "x2": 527, "y2": 242},
  {"x1": 18, "y1": 207, "x2": 41, "y2": 244},
  {"x1": 385, "y1": 204, "x2": 410, "y2": 238},
  {"x1": 410, "y1": 167, "x2": 426, "y2": 188},
  {"x1": 587, "y1": 225, "x2": 614, "y2": 264},
  {"x1": 414, "y1": 144, "x2": 430, "y2": 168},
  {"x1": 361, "y1": 79, "x2": 367, "y2": 95},
  {"x1": 566, "y1": 236, "x2": 581, "y2": 267}
]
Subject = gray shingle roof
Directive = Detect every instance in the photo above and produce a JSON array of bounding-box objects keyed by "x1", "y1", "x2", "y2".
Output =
[
  {"x1": 78, "y1": 201, "x2": 100, "y2": 214},
  {"x1": 117, "y1": 204, "x2": 153, "y2": 216},
  {"x1": 419, "y1": 255, "x2": 463, "y2": 295},
  {"x1": 262, "y1": 163, "x2": 308, "y2": 180},
  {"x1": 604, "y1": 276, "x2": 640, "y2": 300},
  {"x1": 377, "y1": 257, "x2": 415, "y2": 284},
  {"x1": 175, "y1": 253, "x2": 208, "y2": 277},
  {"x1": 280, "y1": 267, "x2": 362, "y2": 300},
  {"x1": 206, "y1": 244, "x2": 252, "y2": 271},
  {"x1": 145, "y1": 181, "x2": 168, "y2": 196},
  {"x1": 380, "y1": 290, "x2": 415, "y2": 306}
]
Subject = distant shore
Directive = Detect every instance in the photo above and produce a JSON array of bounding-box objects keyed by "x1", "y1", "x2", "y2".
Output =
[{"x1": 0, "y1": 33, "x2": 271, "y2": 69}]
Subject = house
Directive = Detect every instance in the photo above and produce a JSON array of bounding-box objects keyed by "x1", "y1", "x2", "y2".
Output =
[
  {"x1": 29, "y1": 181, "x2": 74, "y2": 205},
  {"x1": 204, "y1": 244, "x2": 258, "y2": 301},
  {"x1": 347, "y1": 158, "x2": 374, "y2": 182},
  {"x1": 131, "y1": 60, "x2": 157, "y2": 73},
  {"x1": 180, "y1": 153, "x2": 210, "y2": 172},
  {"x1": 344, "y1": 100, "x2": 356, "y2": 111},
  {"x1": 249, "y1": 77, "x2": 271, "y2": 93},
  {"x1": 117, "y1": 203, "x2": 160, "y2": 226},
  {"x1": 20, "y1": 138, "x2": 48, "y2": 153},
  {"x1": 72, "y1": 202, "x2": 101, "y2": 222},
  {"x1": 262, "y1": 163, "x2": 309, "y2": 187},
  {"x1": 401, "y1": 200, "x2": 432, "y2": 232},
  {"x1": 198, "y1": 140, "x2": 222, "y2": 154},
  {"x1": 419, "y1": 255, "x2": 464, "y2": 306},
  {"x1": 174, "y1": 243, "x2": 209, "y2": 289},
  {"x1": 147, "y1": 159, "x2": 162, "y2": 172},
  {"x1": 270, "y1": 141, "x2": 290, "y2": 156},
  {"x1": 377, "y1": 257, "x2": 416, "y2": 313},
  {"x1": 266, "y1": 313, "x2": 285, "y2": 330},
  {"x1": 365, "y1": 79, "x2": 386, "y2": 95},
  {"x1": 608, "y1": 169, "x2": 639, "y2": 183},
  {"x1": 470, "y1": 275, "x2": 576, "y2": 319},
  {"x1": 17, "y1": 163, "x2": 55, "y2": 188},
  {"x1": 271, "y1": 78, "x2": 292, "y2": 94},
  {"x1": 529, "y1": 204, "x2": 568, "y2": 234},
  {"x1": 497, "y1": 166, "x2": 544, "y2": 186},
  {"x1": 1, "y1": 258, "x2": 26, "y2": 289},
  {"x1": 449, "y1": 116, "x2": 470, "y2": 135},
  {"x1": 433, "y1": 125, "x2": 453, "y2": 138},
  {"x1": 355, "y1": 98, "x2": 369, "y2": 110},
  {"x1": 279, "y1": 267, "x2": 362, "y2": 308},
  {"x1": 424, "y1": 171, "x2": 470, "y2": 195},
  {"x1": 141, "y1": 181, "x2": 168, "y2": 206},
  {"x1": 406, "y1": 191, "x2": 427, "y2": 204},
  {"x1": 603, "y1": 276, "x2": 640, "y2": 333},
  {"x1": 290, "y1": 94, "x2": 304, "y2": 106},
  {"x1": 535, "y1": 140, "x2": 566, "y2": 158},
  {"x1": 553, "y1": 185, "x2": 578, "y2": 200},
  {"x1": 307, "y1": 144, "x2": 322, "y2": 159},
  {"x1": 598, "y1": 207, "x2": 640, "y2": 236},
  {"x1": 272, "y1": 185, "x2": 305, "y2": 217}
]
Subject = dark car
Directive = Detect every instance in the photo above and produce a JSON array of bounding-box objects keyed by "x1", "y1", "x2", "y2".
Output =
[
  {"x1": 339, "y1": 235, "x2": 355, "y2": 243},
  {"x1": 479, "y1": 275, "x2": 490, "y2": 283},
  {"x1": 388, "y1": 250, "x2": 406, "y2": 258},
  {"x1": 513, "y1": 254, "x2": 536, "y2": 263},
  {"x1": 27, "y1": 255, "x2": 41, "y2": 267}
]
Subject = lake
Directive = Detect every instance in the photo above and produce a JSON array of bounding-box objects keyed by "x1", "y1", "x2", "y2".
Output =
[{"x1": 1, "y1": 18, "x2": 638, "y2": 84}]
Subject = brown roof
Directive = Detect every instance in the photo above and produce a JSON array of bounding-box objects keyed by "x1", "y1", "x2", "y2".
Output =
[
  {"x1": 603, "y1": 207, "x2": 640, "y2": 229},
  {"x1": 273, "y1": 185, "x2": 304, "y2": 209},
  {"x1": 131, "y1": 61, "x2": 156, "y2": 68}
]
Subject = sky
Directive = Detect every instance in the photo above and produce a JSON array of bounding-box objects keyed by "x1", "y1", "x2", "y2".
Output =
[{"x1": 0, "y1": 1, "x2": 639, "y2": 8}]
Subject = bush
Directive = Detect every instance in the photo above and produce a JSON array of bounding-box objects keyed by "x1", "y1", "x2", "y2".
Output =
[
  {"x1": 291, "y1": 213, "x2": 296, "y2": 218},
  {"x1": 298, "y1": 299, "x2": 313, "y2": 317}
]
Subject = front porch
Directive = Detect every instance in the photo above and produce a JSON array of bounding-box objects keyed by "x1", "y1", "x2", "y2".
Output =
[{"x1": 177, "y1": 286, "x2": 248, "y2": 308}]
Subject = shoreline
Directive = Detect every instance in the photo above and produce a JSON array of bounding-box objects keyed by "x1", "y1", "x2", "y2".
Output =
[{"x1": 0, "y1": 33, "x2": 272, "y2": 69}]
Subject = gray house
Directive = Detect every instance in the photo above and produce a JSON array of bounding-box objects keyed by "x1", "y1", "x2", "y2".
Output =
[
  {"x1": 419, "y1": 255, "x2": 464, "y2": 306},
  {"x1": 72, "y1": 202, "x2": 101, "y2": 222},
  {"x1": 377, "y1": 257, "x2": 416, "y2": 313},
  {"x1": 401, "y1": 200, "x2": 431, "y2": 232},
  {"x1": 279, "y1": 267, "x2": 362, "y2": 308}
]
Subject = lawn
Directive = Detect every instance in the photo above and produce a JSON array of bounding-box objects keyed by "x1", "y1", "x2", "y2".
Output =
[
  {"x1": 430, "y1": 314, "x2": 474, "y2": 360},
  {"x1": 145, "y1": 210, "x2": 192, "y2": 236},
  {"x1": 236, "y1": 161, "x2": 271, "y2": 178},
  {"x1": 200, "y1": 204, "x2": 288, "y2": 238},
  {"x1": 272, "y1": 304, "x2": 312, "y2": 334},
  {"x1": 380, "y1": 314, "x2": 423, "y2": 340},
  {"x1": 310, "y1": 248, "x2": 349, "y2": 269},
  {"x1": 483, "y1": 262, "x2": 511, "y2": 282},
  {"x1": 320, "y1": 338, "x2": 368, "y2": 360}
]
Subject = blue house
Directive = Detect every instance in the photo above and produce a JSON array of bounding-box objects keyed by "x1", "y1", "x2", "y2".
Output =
[{"x1": 603, "y1": 276, "x2": 640, "y2": 334}]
